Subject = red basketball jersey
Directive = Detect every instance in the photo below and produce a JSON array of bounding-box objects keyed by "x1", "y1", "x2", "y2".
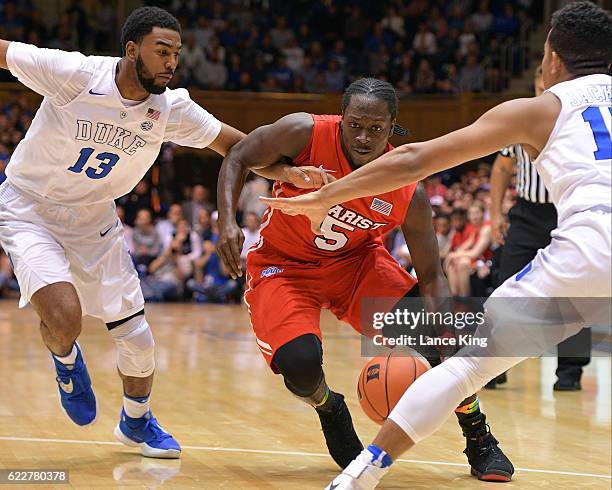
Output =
[{"x1": 254, "y1": 114, "x2": 418, "y2": 262}]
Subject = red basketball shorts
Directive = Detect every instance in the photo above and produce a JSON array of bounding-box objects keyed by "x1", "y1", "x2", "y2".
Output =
[{"x1": 244, "y1": 243, "x2": 417, "y2": 371}]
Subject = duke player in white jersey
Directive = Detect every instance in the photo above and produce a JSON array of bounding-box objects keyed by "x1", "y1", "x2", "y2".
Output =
[
  {"x1": 261, "y1": 2, "x2": 612, "y2": 488},
  {"x1": 0, "y1": 7, "x2": 246, "y2": 458}
]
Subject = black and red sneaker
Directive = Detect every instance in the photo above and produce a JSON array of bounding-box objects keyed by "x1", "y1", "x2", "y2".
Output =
[{"x1": 461, "y1": 413, "x2": 514, "y2": 482}]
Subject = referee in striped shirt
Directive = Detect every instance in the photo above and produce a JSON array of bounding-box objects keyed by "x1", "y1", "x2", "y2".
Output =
[{"x1": 489, "y1": 65, "x2": 590, "y2": 391}]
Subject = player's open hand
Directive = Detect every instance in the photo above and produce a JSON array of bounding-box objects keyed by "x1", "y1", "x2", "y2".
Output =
[
  {"x1": 217, "y1": 220, "x2": 245, "y2": 279},
  {"x1": 260, "y1": 192, "x2": 330, "y2": 235},
  {"x1": 285, "y1": 166, "x2": 337, "y2": 189}
]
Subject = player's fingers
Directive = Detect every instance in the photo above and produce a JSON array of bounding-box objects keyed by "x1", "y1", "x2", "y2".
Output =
[
  {"x1": 260, "y1": 196, "x2": 291, "y2": 209},
  {"x1": 229, "y1": 238, "x2": 243, "y2": 277},
  {"x1": 296, "y1": 168, "x2": 311, "y2": 186},
  {"x1": 310, "y1": 171, "x2": 324, "y2": 189},
  {"x1": 220, "y1": 245, "x2": 238, "y2": 279},
  {"x1": 217, "y1": 245, "x2": 236, "y2": 279}
]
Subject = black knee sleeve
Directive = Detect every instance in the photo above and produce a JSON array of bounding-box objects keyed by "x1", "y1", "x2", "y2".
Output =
[{"x1": 272, "y1": 334, "x2": 324, "y2": 397}]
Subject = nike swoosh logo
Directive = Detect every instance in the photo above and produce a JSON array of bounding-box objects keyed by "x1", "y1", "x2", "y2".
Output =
[
  {"x1": 89, "y1": 89, "x2": 105, "y2": 96},
  {"x1": 58, "y1": 378, "x2": 74, "y2": 394},
  {"x1": 100, "y1": 225, "x2": 113, "y2": 237}
]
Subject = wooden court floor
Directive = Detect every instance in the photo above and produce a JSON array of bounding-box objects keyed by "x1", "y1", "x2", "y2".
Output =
[{"x1": 0, "y1": 301, "x2": 610, "y2": 489}]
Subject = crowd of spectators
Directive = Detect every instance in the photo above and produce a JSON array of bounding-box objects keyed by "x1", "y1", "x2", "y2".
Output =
[{"x1": 0, "y1": 0, "x2": 539, "y2": 94}]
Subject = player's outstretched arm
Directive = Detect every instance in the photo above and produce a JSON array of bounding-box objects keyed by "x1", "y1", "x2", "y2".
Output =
[
  {"x1": 0, "y1": 40, "x2": 11, "y2": 70},
  {"x1": 207, "y1": 123, "x2": 245, "y2": 157},
  {"x1": 261, "y1": 95, "x2": 560, "y2": 231},
  {"x1": 216, "y1": 112, "x2": 314, "y2": 278}
]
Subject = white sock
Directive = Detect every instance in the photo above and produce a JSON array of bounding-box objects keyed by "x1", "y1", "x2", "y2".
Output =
[
  {"x1": 123, "y1": 395, "x2": 150, "y2": 419},
  {"x1": 53, "y1": 344, "x2": 77, "y2": 365}
]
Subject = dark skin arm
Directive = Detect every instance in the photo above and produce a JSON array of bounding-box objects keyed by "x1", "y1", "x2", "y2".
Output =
[
  {"x1": 489, "y1": 152, "x2": 515, "y2": 244},
  {"x1": 216, "y1": 112, "x2": 315, "y2": 278},
  {"x1": 401, "y1": 185, "x2": 450, "y2": 302},
  {"x1": 0, "y1": 40, "x2": 10, "y2": 69}
]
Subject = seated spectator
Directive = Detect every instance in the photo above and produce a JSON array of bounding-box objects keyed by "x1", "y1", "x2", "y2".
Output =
[
  {"x1": 414, "y1": 58, "x2": 436, "y2": 94},
  {"x1": 444, "y1": 204, "x2": 492, "y2": 296},
  {"x1": 471, "y1": 0, "x2": 494, "y2": 36},
  {"x1": 197, "y1": 208, "x2": 213, "y2": 241},
  {"x1": 324, "y1": 59, "x2": 345, "y2": 93},
  {"x1": 238, "y1": 175, "x2": 270, "y2": 219},
  {"x1": 382, "y1": 5, "x2": 405, "y2": 39},
  {"x1": 270, "y1": 15, "x2": 294, "y2": 49},
  {"x1": 171, "y1": 218, "x2": 203, "y2": 279},
  {"x1": 156, "y1": 203, "x2": 183, "y2": 250},
  {"x1": 297, "y1": 56, "x2": 319, "y2": 93},
  {"x1": 270, "y1": 55, "x2": 294, "y2": 91},
  {"x1": 413, "y1": 22, "x2": 437, "y2": 57},
  {"x1": 182, "y1": 184, "x2": 214, "y2": 230},
  {"x1": 494, "y1": 2, "x2": 519, "y2": 37},
  {"x1": 132, "y1": 208, "x2": 162, "y2": 276},
  {"x1": 459, "y1": 54, "x2": 484, "y2": 92},
  {"x1": 118, "y1": 179, "x2": 150, "y2": 227},
  {"x1": 178, "y1": 32, "x2": 207, "y2": 86},
  {"x1": 282, "y1": 37, "x2": 305, "y2": 73},
  {"x1": 437, "y1": 63, "x2": 459, "y2": 94},
  {"x1": 424, "y1": 175, "x2": 448, "y2": 199},
  {"x1": 141, "y1": 242, "x2": 183, "y2": 303},
  {"x1": 188, "y1": 217, "x2": 239, "y2": 303},
  {"x1": 240, "y1": 212, "x2": 261, "y2": 264},
  {"x1": 435, "y1": 214, "x2": 453, "y2": 260}
]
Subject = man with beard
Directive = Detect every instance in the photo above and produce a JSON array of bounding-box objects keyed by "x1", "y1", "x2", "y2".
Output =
[{"x1": 0, "y1": 6, "x2": 244, "y2": 458}]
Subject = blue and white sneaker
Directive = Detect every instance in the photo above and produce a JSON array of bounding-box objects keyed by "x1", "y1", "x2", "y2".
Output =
[
  {"x1": 52, "y1": 342, "x2": 97, "y2": 426},
  {"x1": 114, "y1": 410, "x2": 181, "y2": 459}
]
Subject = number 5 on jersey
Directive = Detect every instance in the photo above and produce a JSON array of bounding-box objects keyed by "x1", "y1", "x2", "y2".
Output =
[
  {"x1": 67, "y1": 147, "x2": 120, "y2": 179},
  {"x1": 314, "y1": 216, "x2": 354, "y2": 251}
]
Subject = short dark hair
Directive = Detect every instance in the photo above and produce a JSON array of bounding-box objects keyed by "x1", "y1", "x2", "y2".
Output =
[
  {"x1": 120, "y1": 6, "x2": 181, "y2": 55},
  {"x1": 342, "y1": 78, "x2": 409, "y2": 136},
  {"x1": 450, "y1": 208, "x2": 467, "y2": 219},
  {"x1": 342, "y1": 78, "x2": 398, "y2": 119},
  {"x1": 549, "y1": 1, "x2": 612, "y2": 76}
]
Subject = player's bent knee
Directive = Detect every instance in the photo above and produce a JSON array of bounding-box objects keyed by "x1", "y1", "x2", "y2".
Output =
[
  {"x1": 273, "y1": 334, "x2": 324, "y2": 397},
  {"x1": 109, "y1": 314, "x2": 155, "y2": 377},
  {"x1": 44, "y1": 305, "x2": 82, "y2": 340}
]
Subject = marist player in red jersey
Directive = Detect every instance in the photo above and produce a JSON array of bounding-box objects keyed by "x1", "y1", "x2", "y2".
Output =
[{"x1": 217, "y1": 79, "x2": 512, "y2": 479}]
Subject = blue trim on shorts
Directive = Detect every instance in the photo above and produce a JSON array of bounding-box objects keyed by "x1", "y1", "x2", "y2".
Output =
[{"x1": 515, "y1": 261, "x2": 532, "y2": 281}]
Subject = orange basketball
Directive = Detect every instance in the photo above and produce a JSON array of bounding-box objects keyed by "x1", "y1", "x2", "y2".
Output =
[{"x1": 357, "y1": 351, "x2": 431, "y2": 425}]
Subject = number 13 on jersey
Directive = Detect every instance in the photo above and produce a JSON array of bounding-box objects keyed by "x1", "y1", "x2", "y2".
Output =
[{"x1": 67, "y1": 147, "x2": 120, "y2": 179}]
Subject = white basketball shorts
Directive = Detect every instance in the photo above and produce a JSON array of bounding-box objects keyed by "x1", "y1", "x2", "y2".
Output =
[{"x1": 0, "y1": 181, "x2": 144, "y2": 323}]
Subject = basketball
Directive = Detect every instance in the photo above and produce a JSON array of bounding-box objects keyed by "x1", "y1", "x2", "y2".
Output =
[{"x1": 357, "y1": 351, "x2": 431, "y2": 424}]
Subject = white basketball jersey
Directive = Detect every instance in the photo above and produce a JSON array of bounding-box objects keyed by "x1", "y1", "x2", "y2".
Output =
[
  {"x1": 535, "y1": 74, "x2": 612, "y2": 222},
  {"x1": 5, "y1": 42, "x2": 222, "y2": 205}
]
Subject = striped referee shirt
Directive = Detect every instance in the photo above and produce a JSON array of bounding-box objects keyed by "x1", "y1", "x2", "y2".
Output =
[{"x1": 500, "y1": 144, "x2": 552, "y2": 204}]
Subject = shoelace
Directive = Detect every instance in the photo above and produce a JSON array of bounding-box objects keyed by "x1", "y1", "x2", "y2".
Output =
[{"x1": 140, "y1": 416, "x2": 173, "y2": 443}]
